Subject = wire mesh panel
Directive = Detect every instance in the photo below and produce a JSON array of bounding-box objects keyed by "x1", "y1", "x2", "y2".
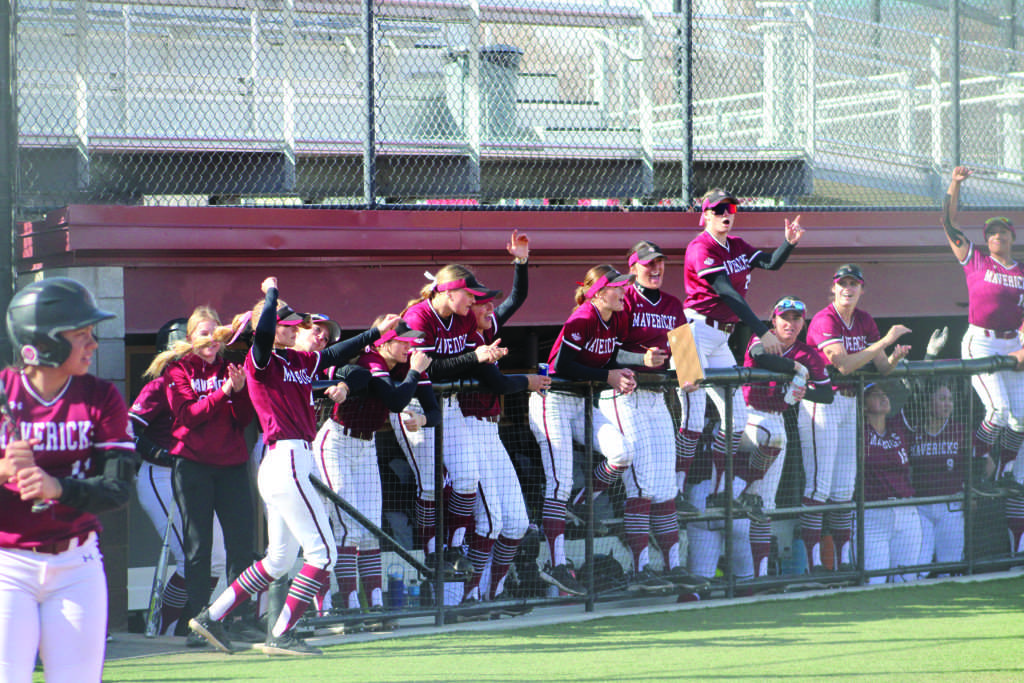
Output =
[{"x1": 13, "y1": 1, "x2": 1024, "y2": 216}]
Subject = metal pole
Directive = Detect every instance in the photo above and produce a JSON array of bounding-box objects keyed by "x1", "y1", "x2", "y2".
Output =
[
  {"x1": 950, "y1": 0, "x2": 961, "y2": 168},
  {"x1": 363, "y1": 0, "x2": 376, "y2": 207},
  {"x1": 584, "y1": 384, "x2": 595, "y2": 612},
  {"x1": 723, "y1": 387, "x2": 734, "y2": 599},
  {"x1": 0, "y1": 0, "x2": 15, "y2": 363},
  {"x1": 674, "y1": 0, "x2": 692, "y2": 204},
  {"x1": 855, "y1": 379, "x2": 866, "y2": 585}
]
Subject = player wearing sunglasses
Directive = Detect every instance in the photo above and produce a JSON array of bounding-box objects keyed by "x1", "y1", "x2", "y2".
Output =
[{"x1": 677, "y1": 188, "x2": 804, "y2": 518}]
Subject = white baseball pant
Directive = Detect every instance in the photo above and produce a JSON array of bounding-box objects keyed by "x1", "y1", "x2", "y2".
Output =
[
  {"x1": 390, "y1": 397, "x2": 479, "y2": 498},
  {"x1": 741, "y1": 409, "x2": 788, "y2": 511},
  {"x1": 799, "y1": 394, "x2": 857, "y2": 503},
  {"x1": 916, "y1": 501, "x2": 964, "y2": 570},
  {"x1": 862, "y1": 505, "x2": 922, "y2": 584},
  {"x1": 599, "y1": 388, "x2": 676, "y2": 502},
  {"x1": 465, "y1": 416, "x2": 529, "y2": 541},
  {"x1": 685, "y1": 478, "x2": 754, "y2": 580},
  {"x1": 257, "y1": 439, "x2": 337, "y2": 577},
  {"x1": 528, "y1": 390, "x2": 628, "y2": 502},
  {"x1": 678, "y1": 314, "x2": 749, "y2": 435},
  {"x1": 313, "y1": 421, "x2": 382, "y2": 550},
  {"x1": 963, "y1": 327, "x2": 1024, "y2": 430},
  {"x1": 0, "y1": 535, "x2": 106, "y2": 683}
]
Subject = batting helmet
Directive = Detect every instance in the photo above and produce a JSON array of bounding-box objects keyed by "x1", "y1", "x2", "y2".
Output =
[
  {"x1": 155, "y1": 317, "x2": 189, "y2": 352},
  {"x1": 6, "y1": 277, "x2": 115, "y2": 367}
]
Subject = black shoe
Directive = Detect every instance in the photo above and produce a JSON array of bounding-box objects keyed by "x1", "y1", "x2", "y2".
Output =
[
  {"x1": 188, "y1": 608, "x2": 234, "y2": 654},
  {"x1": 566, "y1": 497, "x2": 610, "y2": 537},
  {"x1": 262, "y1": 630, "x2": 323, "y2": 656},
  {"x1": 674, "y1": 493, "x2": 700, "y2": 519},
  {"x1": 451, "y1": 597, "x2": 492, "y2": 623},
  {"x1": 704, "y1": 491, "x2": 731, "y2": 510},
  {"x1": 627, "y1": 567, "x2": 674, "y2": 593},
  {"x1": 539, "y1": 563, "x2": 586, "y2": 596},
  {"x1": 491, "y1": 592, "x2": 533, "y2": 617},
  {"x1": 226, "y1": 616, "x2": 266, "y2": 644},
  {"x1": 737, "y1": 492, "x2": 768, "y2": 523},
  {"x1": 662, "y1": 567, "x2": 711, "y2": 592},
  {"x1": 444, "y1": 548, "x2": 474, "y2": 581}
]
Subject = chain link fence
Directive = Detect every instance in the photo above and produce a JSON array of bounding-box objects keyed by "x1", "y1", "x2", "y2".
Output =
[{"x1": 11, "y1": 0, "x2": 1024, "y2": 217}]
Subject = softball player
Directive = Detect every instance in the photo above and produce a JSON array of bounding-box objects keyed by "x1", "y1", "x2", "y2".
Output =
[
  {"x1": 862, "y1": 383, "x2": 922, "y2": 584},
  {"x1": 314, "y1": 320, "x2": 439, "y2": 613},
  {"x1": 459, "y1": 231, "x2": 551, "y2": 603},
  {"x1": 394, "y1": 265, "x2": 505, "y2": 578},
  {"x1": 190, "y1": 277, "x2": 395, "y2": 656},
  {"x1": 739, "y1": 296, "x2": 832, "y2": 577},
  {"x1": 800, "y1": 264, "x2": 911, "y2": 573},
  {"x1": 131, "y1": 331, "x2": 230, "y2": 638},
  {"x1": 598, "y1": 241, "x2": 706, "y2": 591},
  {"x1": 154, "y1": 306, "x2": 257, "y2": 637},
  {"x1": 943, "y1": 166, "x2": 1024, "y2": 495},
  {"x1": 679, "y1": 188, "x2": 804, "y2": 515},
  {"x1": 902, "y1": 381, "x2": 966, "y2": 573},
  {"x1": 0, "y1": 277, "x2": 136, "y2": 683},
  {"x1": 528, "y1": 264, "x2": 661, "y2": 596}
]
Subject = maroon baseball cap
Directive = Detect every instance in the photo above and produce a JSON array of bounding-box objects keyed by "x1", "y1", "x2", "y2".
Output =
[
  {"x1": 628, "y1": 241, "x2": 665, "y2": 267},
  {"x1": 833, "y1": 263, "x2": 865, "y2": 284}
]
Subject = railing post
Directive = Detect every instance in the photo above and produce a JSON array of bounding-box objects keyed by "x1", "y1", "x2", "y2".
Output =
[
  {"x1": 855, "y1": 378, "x2": 866, "y2": 585},
  {"x1": 723, "y1": 385, "x2": 734, "y2": 599},
  {"x1": 433, "y1": 399, "x2": 445, "y2": 625},
  {"x1": 363, "y1": 0, "x2": 376, "y2": 207},
  {"x1": 584, "y1": 383, "x2": 595, "y2": 612},
  {"x1": 281, "y1": 0, "x2": 296, "y2": 192}
]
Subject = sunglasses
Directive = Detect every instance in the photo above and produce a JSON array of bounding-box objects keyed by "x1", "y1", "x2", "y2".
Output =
[
  {"x1": 773, "y1": 298, "x2": 806, "y2": 315},
  {"x1": 709, "y1": 203, "x2": 737, "y2": 216}
]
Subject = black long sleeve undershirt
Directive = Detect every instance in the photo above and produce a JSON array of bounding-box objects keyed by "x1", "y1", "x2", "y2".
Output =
[
  {"x1": 942, "y1": 193, "x2": 968, "y2": 249},
  {"x1": 58, "y1": 448, "x2": 139, "y2": 514},
  {"x1": 472, "y1": 361, "x2": 530, "y2": 395},
  {"x1": 749, "y1": 342, "x2": 834, "y2": 404},
  {"x1": 552, "y1": 343, "x2": 616, "y2": 383},
  {"x1": 493, "y1": 262, "x2": 528, "y2": 329},
  {"x1": 708, "y1": 274, "x2": 770, "y2": 336}
]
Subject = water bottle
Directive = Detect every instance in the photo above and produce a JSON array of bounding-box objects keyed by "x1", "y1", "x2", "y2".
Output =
[
  {"x1": 387, "y1": 566, "x2": 405, "y2": 609},
  {"x1": 406, "y1": 579, "x2": 420, "y2": 608},
  {"x1": 538, "y1": 362, "x2": 549, "y2": 396},
  {"x1": 783, "y1": 371, "x2": 808, "y2": 405}
]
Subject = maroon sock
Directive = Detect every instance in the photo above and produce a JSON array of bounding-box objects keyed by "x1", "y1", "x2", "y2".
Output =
[
  {"x1": 447, "y1": 490, "x2": 476, "y2": 547},
  {"x1": 489, "y1": 534, "x2": 521, "y2": 599},
  {"x1": 542, "y1": 498, "x2": 567, "y2": 565},
  {"x1": 273, "y1": 564, "x2": 329, "y2": 637},
  {"x1": 800, "y1": 499, "x2": 825, "y2": 570},
  {"x1": 333, "y1": 546, "x2": 358, "y2": 608},
  {"x1": 1006, "y1": 497, "x2": 1024, "y2": 553},
  {"x1": 159, "y1": 572, "x2": 187, "y2": 635},
  {"x1": 750, "y1": 521, "x2": 772, "y2": 577},
  {"x1": 593, "y1": 461, "x2": 627, "y2": 495},
  {"x1": 623, "y1": 497, "x2": 652, "y2": 570},
  {"x1": 464, "y1": 534, "x2": 495, "y2": 600},
  {"x1": 415, "y1": 497, "x2": 436, "y2": 553},
  {"x1": 650, "y1": 499, "x2": 680, "y2": 568},
  {"x1": 357, "y1": 549, "x2": 383, "y2": 607}
]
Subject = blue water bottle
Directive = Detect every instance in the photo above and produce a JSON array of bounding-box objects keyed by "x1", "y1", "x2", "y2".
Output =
[
  {"x1": 537, "y1": 362, "x2": 549, "y2": 395},
  {"x1": 387, "y1": 566, "x2": 405, "y2": 609},
  {"x1": 406, "y1": 580, "x2": 420, "y2": 608}
]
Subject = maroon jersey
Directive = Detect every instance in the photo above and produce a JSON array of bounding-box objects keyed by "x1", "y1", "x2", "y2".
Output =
[
  {"x1": 245, "y1": 346, "x2": 322, "y2": 444},
  {"x1": 806, "y1": 304, "x2": 881, "y2": 360},
  {"x1": 129, "y1": 375, "x2": 175, "y2": 453},
  {"x1": 459, "y1": 319, "x2": 501, "y2": 418},
  {"x1": 903, "y1": 413, "x2": 967, "y2": 497},
  {"x1": 621, "y1": 285, "x2": 684, "y2": 370},
  {"x1": 960, "y1": 243, "x2": 1024, "y2": 331},
  {"x1": 547, "y1": 303, "x2": 628, "y2": 374},
  {"x1": 683, "y1": 231, "x2": 762, "y2": 323},
  {"x1": 0, "y1": 368, "x2": 134, "y2": 549},
  {"x1": 742, "y1": 336, "x2": 829, "y2": 413},
  {"x1": 166, "y1": 353, "x2": 254, "y2": 467},
  {"x1": 404, "y1": 299, "x2": 478, "y2": 359},
  {"x1": 329, "y1": 350, "x2": 427, "y2": 434},
  {"x1": 864, "y1": 417, "x2": 915, "y2": 501}
]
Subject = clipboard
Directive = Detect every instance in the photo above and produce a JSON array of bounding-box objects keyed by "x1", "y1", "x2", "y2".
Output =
[{"x1": 667, "y1": 323, "x2": 704, "y2": 387}]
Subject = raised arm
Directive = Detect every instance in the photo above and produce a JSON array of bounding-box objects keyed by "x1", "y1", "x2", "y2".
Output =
[{"x1": 943, "y1": 166, "x2": 971, "y2": 262}]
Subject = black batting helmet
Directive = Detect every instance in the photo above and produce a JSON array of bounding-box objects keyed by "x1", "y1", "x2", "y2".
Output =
[
  {"x1": 155, "y1": 317, "x2": 189, "y2": 352},
  {"x1": 6, "y1": 277, "x2": 115, "y2": 367}
]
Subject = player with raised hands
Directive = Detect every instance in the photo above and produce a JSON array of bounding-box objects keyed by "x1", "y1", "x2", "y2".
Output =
[
  {"x1": 943, "y1": 166, "x2": 1024, "y2": 499},
  {"x1": 189, "y1": 277, "x2": 397, "y2": 656},
  {"x1": 395, "y1": 263, "x2": 505, "y2": 580},
  {"x1": 0, "y1": 277, "x2": 136, "y2": 683},
  {"x1": 799, "y1": 264, "x2": 911, "y2": 575},
  {"x1": 528, "y1": 264, "x2": 663, "y2": 596},
  {"x1": 677, "y1": 189, "x2": 804, "y2": 519},
  {"x1": 315, "y1": 318, "x2": 439, "y2": 616}
]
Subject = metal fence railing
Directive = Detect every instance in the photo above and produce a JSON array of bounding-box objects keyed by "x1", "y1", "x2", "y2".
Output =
[
  {"x1": 9, "y1": 0, "x2": 1024, "y2": 218},
  {"x1": 283, "y1": 357, "x2": 1024, "y2": 630}
]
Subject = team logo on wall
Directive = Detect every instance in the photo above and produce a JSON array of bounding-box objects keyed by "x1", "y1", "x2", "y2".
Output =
[{"x1": 21, "y1": 345, "x2": 39, "y2": 365}]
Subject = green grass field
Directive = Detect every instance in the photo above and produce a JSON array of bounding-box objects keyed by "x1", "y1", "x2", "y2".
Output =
[{"x1": 88, "y1": 577, "x2": 1024, "y2": 682}]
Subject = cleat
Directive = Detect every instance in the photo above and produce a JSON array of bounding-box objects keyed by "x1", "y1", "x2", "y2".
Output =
[
  {"x1": 539, "y1": 562, "x2": 586, "y2": 596},
  {"x1": 627, "y1": 567, "x2": 674, "y2": 593},
  {"x1": 491, "y1": 592, "x2": 533, "y2": 617},
  {"x1": 262, "y1": 630, "x2": 322, "y2": 656},
  {"x1": 226, "y1": 616, "x2": 266, "y2": 644},
  {"x1": 674, "y1": 493, "x2": 700, "y2": 519},
  {"x1": 737, "y1": 492, "x2": 768, "y2": 522},
  {"x1": 188, "y1": 608, "x2": 234, "y2": 654},
  {"x1": 565, "y1": 497, "x2": 610, "y2": 537},
  {"x1": 662, "y1": 567, "x2": 711, "y2": 592},
  {"x1": 444, "y1": 548, "x2": 474, "y2": 581},
  {"x1": 185, "y1": 631, "x2": 208, "y2": 648}
]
